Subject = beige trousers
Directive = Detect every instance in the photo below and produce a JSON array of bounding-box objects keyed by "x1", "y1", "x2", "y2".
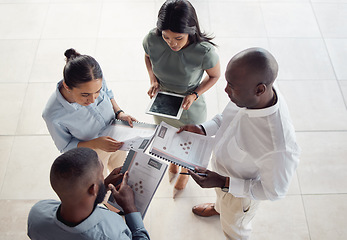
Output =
[
  {"x1": 215, "y1": 188, "x2": 260, "y2": 240},
  {"x1": 94, "y1": 149, "x2": 127, "y2": 176}
]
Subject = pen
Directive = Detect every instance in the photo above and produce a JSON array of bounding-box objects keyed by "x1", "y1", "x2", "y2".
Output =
[{"x1": 180, "y1": 172, "x2": 208, "y2": 177}]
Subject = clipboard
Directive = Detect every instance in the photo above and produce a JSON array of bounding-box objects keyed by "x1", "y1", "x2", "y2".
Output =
[{"x1": 107, "y1": 150, "x2": 167, "y2": 218}]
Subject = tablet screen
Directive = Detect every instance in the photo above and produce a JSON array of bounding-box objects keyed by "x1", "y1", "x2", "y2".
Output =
[{"x1": 146, "y1": 92, "x2": 184, "y2": 119}]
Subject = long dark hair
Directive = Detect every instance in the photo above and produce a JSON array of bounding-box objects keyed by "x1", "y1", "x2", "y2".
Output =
[
  {"x1": 156, "y1": 0, "x2": 216, "y2": 46},
  {"x1": 63, "y1": 48, "x2": 103, "y2": 88}
]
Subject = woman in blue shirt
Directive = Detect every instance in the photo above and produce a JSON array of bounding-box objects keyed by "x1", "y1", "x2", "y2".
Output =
[{"x1": 43, "y1": 48, "x2": 136, "y2": 172}]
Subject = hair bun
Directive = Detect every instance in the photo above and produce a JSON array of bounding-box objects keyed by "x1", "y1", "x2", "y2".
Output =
[{"x1": 64, "y1": 48, "x2": 80, "y2": 62}]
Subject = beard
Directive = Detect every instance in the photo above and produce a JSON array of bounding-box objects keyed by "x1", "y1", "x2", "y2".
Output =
[{"x1": 94, "y1": 181, "x2": 107, "y2": 207}]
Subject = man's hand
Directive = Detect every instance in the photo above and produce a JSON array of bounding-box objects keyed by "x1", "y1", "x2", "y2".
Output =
[
  {"x1": 108, "y1": 171, "x2": 137, "y2": 214},
  {"x1": 104, "y1": 167, "x2": 123, "y2": 188},
  {"x1": 188, "y1": 169, "x2": 227, "y2": 189},
  {"x1": 177, "y1": 124, "x2": 206, "y2": 135}
]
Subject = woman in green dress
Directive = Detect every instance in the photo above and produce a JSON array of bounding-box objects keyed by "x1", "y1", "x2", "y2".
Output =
[{"x1": 143, "y1": 0, "x2": 220, "y2": 197}]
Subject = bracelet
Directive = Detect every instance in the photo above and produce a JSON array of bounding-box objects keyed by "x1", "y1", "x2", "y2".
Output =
[
  {"x1": 191, "y1": 91, "x2": 199, "y2": 100},
  {"x1": 115, "y1": 109, "x2": 124, "y2": 119}
]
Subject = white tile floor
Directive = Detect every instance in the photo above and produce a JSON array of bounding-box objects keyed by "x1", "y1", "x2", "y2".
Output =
[{"x1": 0, "y1": 0, "x2": 346, "y2": 239}]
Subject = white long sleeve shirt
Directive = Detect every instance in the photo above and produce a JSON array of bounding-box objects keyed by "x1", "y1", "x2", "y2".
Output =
[{"x1": 202, "y1": 89, "x2": 300, "y2": 201}]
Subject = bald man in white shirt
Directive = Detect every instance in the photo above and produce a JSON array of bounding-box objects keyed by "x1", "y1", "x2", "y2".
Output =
[{"x1": 178, "y1": 48, "x2": 300, "y2": 240}]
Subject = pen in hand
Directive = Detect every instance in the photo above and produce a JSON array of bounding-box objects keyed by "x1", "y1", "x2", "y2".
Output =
[{"x1": 180, "y1": 172, "x2": 208, "y2": 177}]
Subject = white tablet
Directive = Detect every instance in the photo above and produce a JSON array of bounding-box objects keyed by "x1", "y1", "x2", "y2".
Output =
[{"x1": 146, "y1": 91, "x2": 185, "y2": 119}]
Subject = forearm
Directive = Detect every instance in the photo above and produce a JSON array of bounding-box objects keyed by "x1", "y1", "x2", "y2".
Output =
[
  {"x1": 194, "y1": 60, "x2": 220, "y2": 96},
  {"x1": 77, "y1": 139, "x2": 97, "y2": 150},
  {"x1": 194, "y1": 74, "x2": 219, "y2": 96},
  {"x1": 110, "y1": 98, "x2": 122, "y2": 113}
]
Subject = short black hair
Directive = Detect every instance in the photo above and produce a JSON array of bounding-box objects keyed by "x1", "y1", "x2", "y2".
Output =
[{"x1": 50, "y1": 148, "x2": 99, "y2": 185}]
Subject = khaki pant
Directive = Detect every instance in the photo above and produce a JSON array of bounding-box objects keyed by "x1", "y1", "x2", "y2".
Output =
[
  {"x1": 94, "y1": 149, "x2": 127, "y2": 176},
  {"x1": 215, "y1": 188, "x2": 260, "y2": 240}
]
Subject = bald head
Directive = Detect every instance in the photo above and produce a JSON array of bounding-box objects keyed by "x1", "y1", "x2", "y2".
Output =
[
  {"x1": 226, "y1": 47, "x2": 278, "y2": 86},
  {"x1": 224, "y1": 48, "x2": 279, "y2": 109},
  {"x1": 50, "y1": 148, "x2": 101, "y2": 198}
]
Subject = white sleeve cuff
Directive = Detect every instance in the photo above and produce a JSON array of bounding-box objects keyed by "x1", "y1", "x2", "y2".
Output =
[
  {"x1": 228, "y1": 176, "x2": 245, "y2": 197},
  {"x1": 201, "y1": 120, "x2": 220, "y2": 136}
]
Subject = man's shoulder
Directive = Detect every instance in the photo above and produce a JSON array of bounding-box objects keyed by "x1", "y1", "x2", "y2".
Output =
[
  {"x1": 28, "y1": 202, "x2": 129, "y2": 240},
  {"x1": 28, "y1": 199, "x2": 60, "y2": 238},
  {"x1": 93, "y1": 205, "x2": 125, "y2": 222},
  {"x1": 86, "y1": 206, "x2": 131, "y2": 239},
  {"x1": 29, "y1": 199, "x2": 59, "y2": 219},
  {"x1": 30, "y1": 199, "x2": 59, "y2": 211}
]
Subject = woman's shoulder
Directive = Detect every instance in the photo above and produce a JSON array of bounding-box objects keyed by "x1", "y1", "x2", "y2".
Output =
[
  {"x1": 186, "y1": 41, "x2": 219, "y2": 68},
  {"x1": 192, "y1": 41, "x2": 216, "y2": 54},
  {"x1": 143, "y1": 28, "x2": 167, "y2": 55},
  {"x1": 184, "y1": 41, "x2": 217, "y2": 59},
  {"x1": 42, "y1": 86, "x2": 68, "y2": 121},
  {"x1": 143, "y1": 28, "x2": 162, "y2": 44}
]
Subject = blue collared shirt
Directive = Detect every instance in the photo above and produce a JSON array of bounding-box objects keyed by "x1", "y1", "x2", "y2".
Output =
[
  {"x1": 43, "y1": 79, "x2": 115, "y2": 153},
  {"x1": 28, "y1": 199, "x2": 150, "y2": 240}
]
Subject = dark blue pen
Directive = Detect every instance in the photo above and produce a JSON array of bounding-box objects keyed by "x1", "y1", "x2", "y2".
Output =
[{"x1": 180, "y1": 172, "x2": 208, "y2": 177}]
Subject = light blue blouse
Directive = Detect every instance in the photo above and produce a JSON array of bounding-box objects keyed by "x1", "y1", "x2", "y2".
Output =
[{"x1": 43, "y1": 79, "x2": 115, "y2": 153}]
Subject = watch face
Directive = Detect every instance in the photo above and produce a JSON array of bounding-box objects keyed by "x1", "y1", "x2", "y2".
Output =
[{"x1": 221, "y1": 187, "x2": 229, "y2": 193}]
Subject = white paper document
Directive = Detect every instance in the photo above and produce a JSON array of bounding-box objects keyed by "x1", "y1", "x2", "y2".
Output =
[
  {"x1": 100, "y1": 120, "x2": 157, "y2": 151},
  {"x1": 108, "y1": 150, "x2": 167, "y2": 218},
  {"x1": 147, "y1": 121, "x2": 214, "y2": 171}
]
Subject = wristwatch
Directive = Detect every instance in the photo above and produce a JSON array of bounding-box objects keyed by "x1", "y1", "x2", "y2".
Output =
[
  {"x1": 221, "y1": 177, "x2": 229, "y2": 192},
  {"x1": 115, "y1": 109, "x2": 124, "y2": 119},
  {"x1": 191, "y1": 91, "x2": 199, "y2": 100},
  {"x1": 221, "y1": 186, "x2": 229, "y2": 193}
]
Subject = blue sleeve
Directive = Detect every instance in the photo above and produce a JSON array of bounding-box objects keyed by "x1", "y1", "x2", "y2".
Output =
[
  {"x1": 43, "y1": 113, "x2": 79, "y2": 153},
  {"x1": 102, "y1": 78, "x2": 114, "y2": 100},
  {"x1": 124, "y1": 212, "x2": 150, "y2": 240}
]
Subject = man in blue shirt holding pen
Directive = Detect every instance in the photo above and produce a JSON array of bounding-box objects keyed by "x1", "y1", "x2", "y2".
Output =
[{"x1": 27, "y1": 147, "x2": 150, "y2": 240}]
